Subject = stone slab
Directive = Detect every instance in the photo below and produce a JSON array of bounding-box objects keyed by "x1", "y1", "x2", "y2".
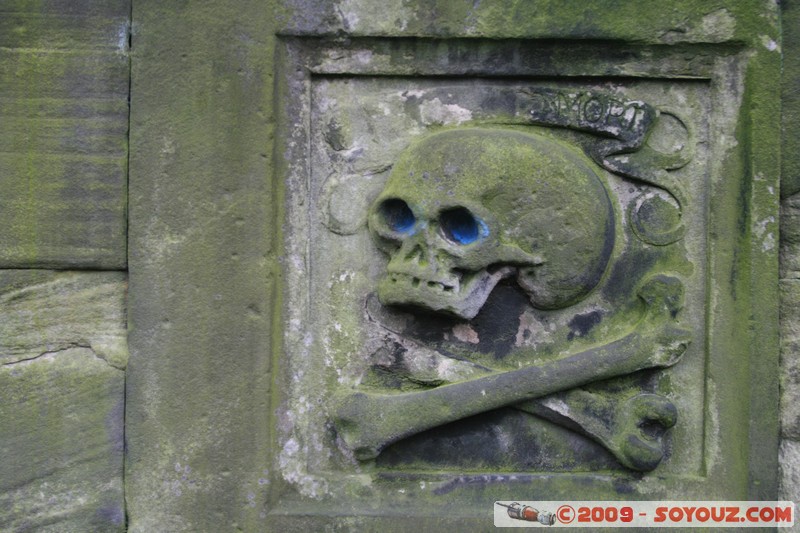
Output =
[
  {"x1": 0, "y1": 1, "x2": 128, "y2": 18},
  {"x1": 782, "y1": 195, "x2": 800, "y2": 279},
  {"x1": 269, "y1": 5, "x2": 781, "y2": 529},
  {"x1": 782, "y1": 280, "x2": 800, "y2": 440},
  {"x1": 281, "y1": 0, "x2": 770, "y2": 43},
  {"x1": 0, "y1": 271, "x2": 128, "y2": 369},
  {"x1": 780, "y1": 440, "x2": 800, "y2": 509},
  {"x1": 0, "y1": 0, "x2": 129, "y2": 269},
  {"x1": 125, "y1": 2, "x2": 276, "y2": 531},
  {"x1": 0, "y1": 271, "x2": 127, "y2": 532},
  {"x1": 780, "y1": 1, "x2": 800, "y2": 514},
  {"x1": 782, "y1": 0, "x2": 800, "y2": 198},
  {"x1": 0, "y1": 2, "x2": 129, "y2": 51}
]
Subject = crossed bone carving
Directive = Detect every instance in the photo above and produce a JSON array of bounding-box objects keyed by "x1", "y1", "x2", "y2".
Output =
[
  {"x1": 333, "y1": 275, "x2": 689, "y2": 466},
  {"x1": 332, "y1": 128, "x2": 690, "y2": 471}
]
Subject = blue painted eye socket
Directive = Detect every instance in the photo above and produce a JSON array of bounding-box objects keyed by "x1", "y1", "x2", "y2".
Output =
[
  {"x1": 379, "y1": 199, "x2": 416, "y2": 233},
  {"x1": 440, "y1": 207, "x2": 485, "y2": 245}
]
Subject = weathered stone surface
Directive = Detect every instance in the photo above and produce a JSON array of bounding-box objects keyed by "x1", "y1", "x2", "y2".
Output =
[
  {"x1": 0, "y1": 0, "x2": 791, "y2": 530},
  {"x1": 123, "y1": 0, "x2": 783, "y2": 530},
  {"x1": 125, "y1": 2, "x2": 276, "y2": 531},
  {"x1": 780, "y1": 0, "x2": 800, "y2": 511},
  {"x1": 0, "y1": 271, "x2": 127, "y2": 532},
  {"x1": 781, "y1": 198, "x2": 800, "y2": 435},
  {"x1": 781, "y1": 280, "x2": 800, "y2": 438},
  {"x1": 282, "y1": 0, "x2": 765, "y2": 43},
  {"x1": 780, "y1": 440, "x2": 800, "y2": 506},
  {"x1": 0, "y1": 0, "x2": 129, "y2": 269},
  {"x1": 0, "y1": 1, "x2": 129, "y2": 51},
  {"x1": 783, "y1": 0, "x2": 800, "y2": 198},
  {"x1": 782, "y1": 196, "x2": 800, "y2": 279},
  {"x1": 0, "y1": 271, "x2": 128, "y2": 369}
]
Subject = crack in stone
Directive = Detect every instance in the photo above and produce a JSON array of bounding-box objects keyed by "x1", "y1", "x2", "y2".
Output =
[{"x1": 1, "y1": 342, "x2": 125, "y2": 371}]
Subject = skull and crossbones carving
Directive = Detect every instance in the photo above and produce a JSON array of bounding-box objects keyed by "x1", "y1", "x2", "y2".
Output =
[{"x1": 332, "y1": 128, "x2": 690, "y2": 471}]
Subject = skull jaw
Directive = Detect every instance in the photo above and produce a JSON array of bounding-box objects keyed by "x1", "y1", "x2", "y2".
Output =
[{"x1": 377, "y1": 266, "x2": 515, "y2": 320}]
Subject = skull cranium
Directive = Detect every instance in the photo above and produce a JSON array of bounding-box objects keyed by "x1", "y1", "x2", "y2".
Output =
[{"x1": 369, "y1": 128, "x2": 615, "y2": 319}]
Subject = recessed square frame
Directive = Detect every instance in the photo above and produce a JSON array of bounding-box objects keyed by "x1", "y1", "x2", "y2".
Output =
[{"x1": 269, "y1": 37, "x2": 779, "y2": 527}]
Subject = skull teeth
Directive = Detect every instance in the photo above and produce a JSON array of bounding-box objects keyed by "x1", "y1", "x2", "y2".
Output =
[{"x1": 389, "y1": 273, "x2": 456, "y2": 293}]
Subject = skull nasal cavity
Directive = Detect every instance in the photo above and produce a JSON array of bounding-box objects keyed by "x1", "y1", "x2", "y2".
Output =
[
  {"x1": 379, "y1": 199, "x2": 415, "y2": 233},
  {"x1": 440, "y1": 207, "x2": 482, "y2": 245}
]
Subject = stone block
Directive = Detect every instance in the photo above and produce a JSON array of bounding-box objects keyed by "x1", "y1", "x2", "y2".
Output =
[
  {"x1": 0, "y1": 0, "x2": 129, "y2": 269},
  {"x1": 125, "y1": 2, "x2": 275, "y2": 531},
  {"x1": 0, "y1": 348, "x2": 125, "y2": 532},
  {"x1": 0, "y1": 271, "x2": 128, "y2": 368},
  {"x1": 782, "y1": 196, "x2": 800, "y2": 279},
  {"x1": 782, "y1": 280, "x2": 800, "y2": 438},
  {"x1": 0, "y1": 271, "x2": 127, "y2": 532},
  {"x1": 780, "y1": 440, "x2": 800, "y2": 509},
  {"x1": 0, "y1": 1, "x2": 129, "y2": 51},
  {"x1": 782, "y1": 0, "x2": 800, "y2": 198}
]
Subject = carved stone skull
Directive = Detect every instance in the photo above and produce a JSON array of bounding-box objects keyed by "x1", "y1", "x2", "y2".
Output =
[{"x1": 369, "y1": 128, "x2": 615, "y2": 319}]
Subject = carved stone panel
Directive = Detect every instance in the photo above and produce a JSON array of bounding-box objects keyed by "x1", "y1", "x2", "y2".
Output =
[{"x1": 272, "y1": 38, "x2": 778, "y2": 526}]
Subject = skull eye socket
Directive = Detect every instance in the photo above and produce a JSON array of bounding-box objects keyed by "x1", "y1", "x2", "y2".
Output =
[
  {"x1": 378, "y1": 198, "x2": 415, "y2": 233},
  {"x1": 440, "y1": 207, "x2": 484, "y2": 245}
]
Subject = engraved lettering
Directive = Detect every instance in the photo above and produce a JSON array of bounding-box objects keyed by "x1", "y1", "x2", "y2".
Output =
[{"x1": 583, "y1": 96, "x2": 605, "y2": 122}]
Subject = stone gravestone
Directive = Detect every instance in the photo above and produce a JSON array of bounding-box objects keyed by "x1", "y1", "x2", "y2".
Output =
[
  {"x1": 265, "y1": 6, "x2": 781, "y2": 530},
  {"x1": 0, "y1": 0, "x2": 759, "y2": 531}
]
